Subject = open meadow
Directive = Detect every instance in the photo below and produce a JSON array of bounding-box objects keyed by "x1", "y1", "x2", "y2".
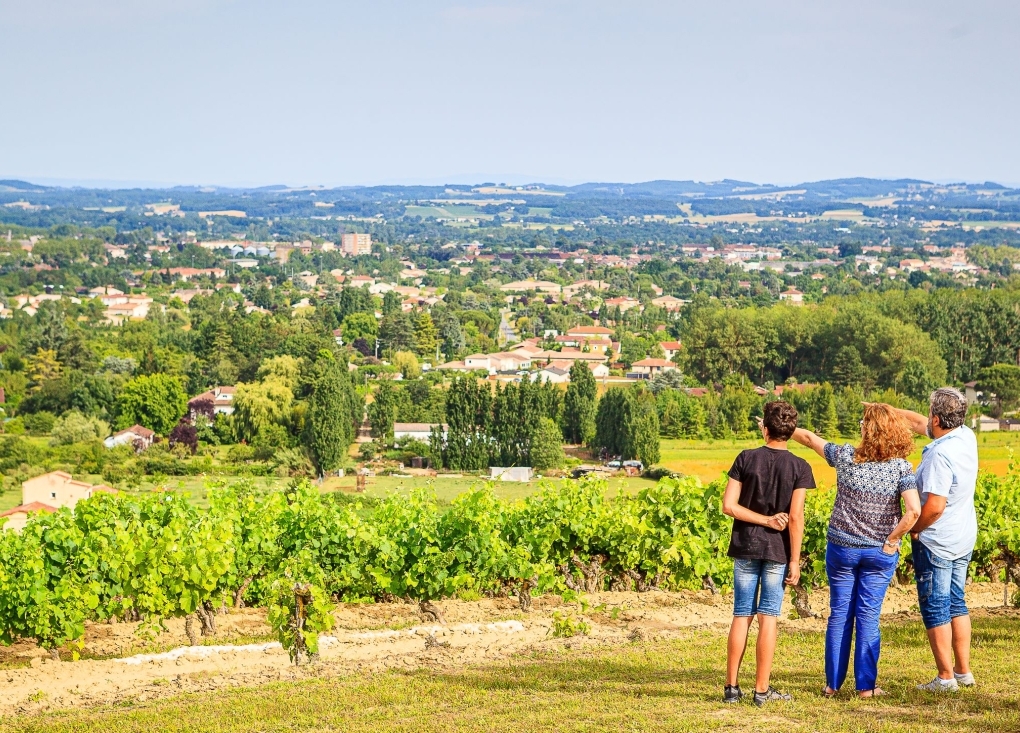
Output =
[{"x1": 659, "y1": 431, "x2": 1020, "y2": 487}]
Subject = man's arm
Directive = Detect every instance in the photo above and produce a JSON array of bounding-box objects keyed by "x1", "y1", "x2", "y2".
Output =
[
  {"x1": 865, "y1": 402, "x2": 927, "y2": 436},
  {"x1": 785, "y1": 488, "x2": 807, "y2": 586},
  {"x1": 911, "y1": 494, "x2": 946, "y2": 536},
  {"x1": 911, "y1": 452, "x2": 954, "y2": 538},
  {"x1": 884, "y1": 489, "x2": 921, "y2": 551},
  {"x1": 722, "y1": 477, "x2": 789, "y2": 530}
]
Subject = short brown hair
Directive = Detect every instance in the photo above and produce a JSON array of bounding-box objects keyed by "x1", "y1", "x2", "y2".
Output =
[
  {"x1": 855, "y1": 403, "x2": 914, "y2": 463},
  {"x1": 763, "y1": 400, "x2": 798, "y2": 441}
]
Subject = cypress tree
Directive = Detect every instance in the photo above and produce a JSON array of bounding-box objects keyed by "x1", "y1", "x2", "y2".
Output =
[
  {"x1": 815, "y1": 383, "x2": 840, "y2": 438},
  {"x1": 594, "y1": 388, "x2": 631, "y2": 458},
  {"x1": 593, "y1": 386, "x2": 661, "y2": 465},
  {"x1": 309, "y1": 358, "x2": 357, "y2": 474},
  {"x1": 630, "y1": 390, "x2": 661, "y2": 465},
  {"x1": 563, "y1": 360, "x2": 597, "y2": 444}
]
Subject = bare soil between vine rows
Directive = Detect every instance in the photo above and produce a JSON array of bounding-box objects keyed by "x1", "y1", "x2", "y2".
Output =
[{"x1": 0, "y1": 582, "x2": 1012, "y2": 716}]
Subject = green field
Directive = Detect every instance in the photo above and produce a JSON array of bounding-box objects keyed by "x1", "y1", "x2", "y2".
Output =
[
  {"x1": 4, "y1": 614, "x2": 1019, "y2": 733},
  {"x1": 659, "y1": 432, "x2": 1020, "y2": 488},
  {"x1": 4, "y1": 433, "x2": 1018, "y2": 512},
  {"x1": 524, "y1": 207, "x2": 554, "y2": 218},
  {"x1": 403, "y1": 205, "x2": 491, "y2": 221}
]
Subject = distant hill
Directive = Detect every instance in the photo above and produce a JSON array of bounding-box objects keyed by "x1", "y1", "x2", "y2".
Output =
[
  {"x1": 797, "y1": 178, "x2": 932, "y2": 198},
  {"x1": 0, "y1": 180, "x2": 49, "y2": 193},
  {"x1": 566, "y1": 179, "x2": 773, "y2": 197}
]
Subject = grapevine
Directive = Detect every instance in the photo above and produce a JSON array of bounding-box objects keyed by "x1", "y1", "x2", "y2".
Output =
[{"x1": 1, "y1": 466, "x2": 1019, "y2": 661}]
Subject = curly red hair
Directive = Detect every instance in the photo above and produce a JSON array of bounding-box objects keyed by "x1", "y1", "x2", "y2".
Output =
[{"x1": 854, "y1": 403, "x2": 914, "y2": 463}]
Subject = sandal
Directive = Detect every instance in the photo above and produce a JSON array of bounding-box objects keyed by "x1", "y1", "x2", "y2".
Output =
[{"x1": 823, "y1": 686, "x2": 838, "y2": 698}]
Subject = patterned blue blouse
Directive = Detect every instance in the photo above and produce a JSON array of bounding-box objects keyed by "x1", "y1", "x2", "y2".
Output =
[{"x1": 823, "y1": 443, "x2": 917, "y2": 548}]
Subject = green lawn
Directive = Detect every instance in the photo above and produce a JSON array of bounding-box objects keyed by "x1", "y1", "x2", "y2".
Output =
[
  {"x1": 403, "y1": 205, "x2": 492, "y2": 220},
  {"x1": 5, "y1": 615, "x2": 1019, "y2": 732}
]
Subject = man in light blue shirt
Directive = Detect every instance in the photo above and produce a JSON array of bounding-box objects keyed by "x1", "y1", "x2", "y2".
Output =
[{"x1": 889, "y1": 387, "x2": 978, "y2": 693}]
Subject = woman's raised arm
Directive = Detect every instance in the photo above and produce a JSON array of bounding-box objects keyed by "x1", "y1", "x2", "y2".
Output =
[{"x1": 790, "y1": 427, "x2": 828, "y2": 459}]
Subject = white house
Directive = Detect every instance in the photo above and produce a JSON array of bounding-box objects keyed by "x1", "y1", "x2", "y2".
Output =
[
  {"x1": 535, "y1": 365, "x2": 570, "y2": 384},
  {"x1": 393, "y1": 423, "x2": 447, "y2": 442},
  {"x1": 532, "y1": 349, "x2": 608, "y2": 365},
  {"x1": 189, "y1": 386, "x2": 236, "y2": 416},
  {"x1": 603, "y1": 296, "x2": 641, "y2": 313},
  {"x1": 779, "y1": 288, "x2": 804, "y2": 305},
  {"x1": 490, "y1": 352, "x2": 532, "y2": 372},
  {"x1": 464, "y1": 354, "x2": 493, "y2": 371},
  {"x1": 651, "y1": 295, "x2": 688, "y2": 312},
  {"x1": 0, "y1": 502, "x2": 57, "y2": 532},
  {"x1": 490, "y1": 467, "x2": 533, "y2": 482},
  {"x1": 104, "y1": 424, "x2": 156, "y2": 449},
  {"x1": 630, "y1": 358, "x2": 677, "y2": 377},
  {"x1": 3, "y1": 472, "x2": 118, "y2": 530},
  {"x1": 976, "y1": 415, "x2": 1000, "y2": 432},
  {"x1": 589, "y1": 363, "x2": 610, "y2": 378},
  {"x1": 659, "y1": 341, "x2": 682, "y2": 362}
]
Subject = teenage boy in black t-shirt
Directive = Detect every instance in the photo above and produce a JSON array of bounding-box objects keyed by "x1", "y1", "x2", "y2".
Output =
[{"x1": 721, "y1": 400, "x2": 815, "y2": 707}]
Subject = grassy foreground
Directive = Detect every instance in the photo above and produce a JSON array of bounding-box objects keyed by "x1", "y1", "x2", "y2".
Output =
[{"x1": 6, "y1": 614, "x2": 1019, "y2": 733}]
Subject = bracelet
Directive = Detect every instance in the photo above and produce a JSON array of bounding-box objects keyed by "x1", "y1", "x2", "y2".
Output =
[{"x1": 884, "y1": 538, "x2": 899, "y2": 547}]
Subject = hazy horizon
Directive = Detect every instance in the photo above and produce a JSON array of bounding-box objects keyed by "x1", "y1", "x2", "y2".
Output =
[
  {"x1": 8, "y1": 174, "x2": 1020, "y2": 192},
  {"x1": 3, "y1": 1, "x2": 1018, "y2": 187}
]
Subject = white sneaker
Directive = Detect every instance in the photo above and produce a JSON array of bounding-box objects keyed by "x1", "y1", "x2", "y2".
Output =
[
  {"x1": 954, "y1": 672, "x2": 975, "y2": 687},
  {"x1": 917, "y1": 676, "x2": 959, "y2": 693}
]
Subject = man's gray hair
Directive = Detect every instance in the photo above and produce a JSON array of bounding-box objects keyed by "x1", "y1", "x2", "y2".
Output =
[{"x1": 929, "y1": 387, "x2": 967, "y2": 430}]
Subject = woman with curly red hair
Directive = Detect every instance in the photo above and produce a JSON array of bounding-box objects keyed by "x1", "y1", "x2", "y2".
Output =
[{"x1": 790, "y1": 402, "x2": 921, "y2": 699}]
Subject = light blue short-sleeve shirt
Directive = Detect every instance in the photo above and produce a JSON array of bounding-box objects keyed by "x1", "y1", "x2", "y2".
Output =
[{"x1": 916, "y1": 425, "x2": 979, "y2": 560}]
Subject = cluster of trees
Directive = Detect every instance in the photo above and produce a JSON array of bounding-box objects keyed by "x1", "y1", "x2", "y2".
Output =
[
  {"x1": 678, "y1": 299, "x2": 948, "y2": 397},
  {"x1": 654, "y1": 377, "x2": 926, "y2": 441},
  {"x1": 678, "y1": 290, "x2": 1020, "y2": 394},
  {"x1": 594, "y1": 388, "x2": 661, "y2": 465},
  {"x1": 429, "y1": 377, "x2": 565, "y2": 471},
  {"x1": 0, "y1": 296, "x2": 365, "y2": 479},
  {"x1": 368, "y1": 359, "x2": 666, "y2": 471},
  {"x1": 367, "y1": 377, "x2": 447, "y2": 442}
]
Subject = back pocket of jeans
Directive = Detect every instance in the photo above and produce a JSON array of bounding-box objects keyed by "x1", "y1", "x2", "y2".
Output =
[{"x1": 917, "y1": 571, "x2": 933, "y2": 603}]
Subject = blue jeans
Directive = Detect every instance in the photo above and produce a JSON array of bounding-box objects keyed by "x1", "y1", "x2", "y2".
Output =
[
  {"x1": 825, "y1": 542, "x2": 899, "y2": 691},
  {"x1": 912, "y1": 539, "x2": 971, "y2": 630},
  {"x1": 732, "y1": 559, "x2": 787, "y2": 617}
]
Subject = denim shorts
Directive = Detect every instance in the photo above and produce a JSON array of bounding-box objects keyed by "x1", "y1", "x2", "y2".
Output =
[
  {"x1": 912, "y1": 539, "x2": 971, "y2": 630},
  {"x1": 733, "y1": 559, "x2": 788, "y2": 617}
]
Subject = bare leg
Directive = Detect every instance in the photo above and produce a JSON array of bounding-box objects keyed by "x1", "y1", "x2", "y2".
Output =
[
  {"x1": 951, "y1": 614, "x2": 971, "y2": 675},
  {"x1": 727, "y1": 616, "x2": 754, "y2": 686},
  {"x1": 925, "y1": 623, "x2": 955, "y2": 680},
  {"x1": 755, "y1": 614, "x2": 779, "y2": 693}
]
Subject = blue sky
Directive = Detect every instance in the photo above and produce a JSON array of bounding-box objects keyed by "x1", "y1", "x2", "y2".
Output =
[{"x1": 2, "y1": 1, "x2": 1018, "y2": 188}]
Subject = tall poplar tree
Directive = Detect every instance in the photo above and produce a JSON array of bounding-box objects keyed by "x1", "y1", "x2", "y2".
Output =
[
  {"x1": 309, "y1": 357, "x2": 360, "y2": 474},
  {"x1": 562, "y1": 360, "x2": 597, "y2": 445}
]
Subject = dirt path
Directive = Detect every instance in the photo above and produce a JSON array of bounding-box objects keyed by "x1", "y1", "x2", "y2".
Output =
[{"x1": 0, "y1": 583, "x2": 1014, "y2": 716}]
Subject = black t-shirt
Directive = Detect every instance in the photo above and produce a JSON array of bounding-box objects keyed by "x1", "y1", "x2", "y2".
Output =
[{"x1": 727, "y1": 446, "x2": 816, "y2": 563}]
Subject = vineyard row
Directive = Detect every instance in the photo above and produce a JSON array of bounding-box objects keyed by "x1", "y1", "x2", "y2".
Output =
[{"x1": 1, "y1": 468, "x2": 1019, "y2": 660}]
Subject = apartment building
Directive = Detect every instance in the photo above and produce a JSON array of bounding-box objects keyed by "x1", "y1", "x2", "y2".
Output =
[{"x1": 341, "y1": 233, "x2": 372, "y2": 256}]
